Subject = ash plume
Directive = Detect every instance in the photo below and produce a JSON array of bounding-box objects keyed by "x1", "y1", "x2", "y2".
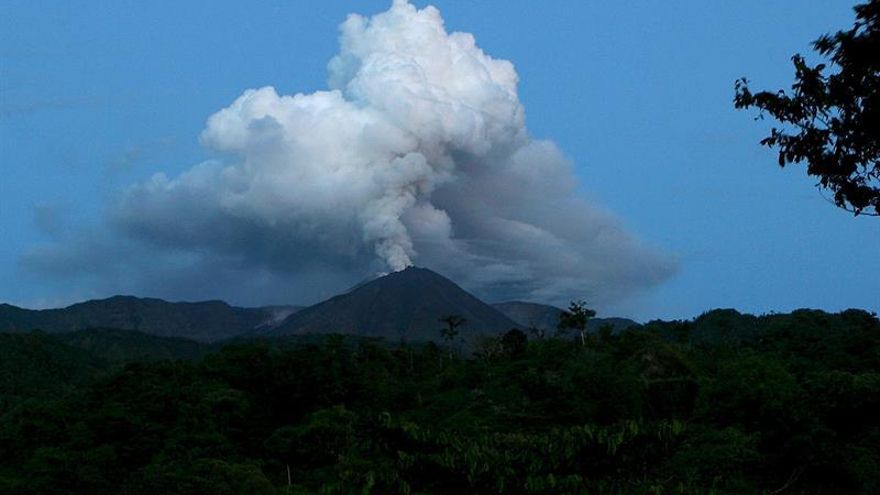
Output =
[{"x1": 24, "y1": 0, "x2": 677, "y2": 309}]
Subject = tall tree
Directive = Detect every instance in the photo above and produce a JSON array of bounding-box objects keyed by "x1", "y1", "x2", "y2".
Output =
[
  {"x1": 735, "y1": 1, "x2": 880, "y2": 216},
  {"x1": 557, "y1": 300, "x2": 596, "y2": 347},
  {"x1": 438, "y1": 314, "x2": 466, "y2": 357}
]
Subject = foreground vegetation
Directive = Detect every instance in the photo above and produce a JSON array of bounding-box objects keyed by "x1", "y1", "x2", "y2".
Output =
[{"x1": 0, "y1": 308, "x2": 878, "y2": 494}]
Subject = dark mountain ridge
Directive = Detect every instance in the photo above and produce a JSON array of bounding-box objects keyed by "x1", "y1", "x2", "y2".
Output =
[
  {"x1": 0, "y1": 296, "x2": 302, "y2": 342},
  {"x1": 492, "y1": 301, "x2": 637, "y2": 334},
  {"x1": 272, "y1": 266, "x2": 519, "y2": 341},
  {"x1": 1, "y1": 270, "x2": 641, "y2": 344}
]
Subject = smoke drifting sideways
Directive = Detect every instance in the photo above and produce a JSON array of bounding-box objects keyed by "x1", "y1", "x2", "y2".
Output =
[{"x1": 23, "y1": 0, "x2": 677, "y2": 309}]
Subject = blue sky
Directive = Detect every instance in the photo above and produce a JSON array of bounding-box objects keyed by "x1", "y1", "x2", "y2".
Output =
[{"x1": 1, "y1": 0, "x2": 876, "y2": 320}]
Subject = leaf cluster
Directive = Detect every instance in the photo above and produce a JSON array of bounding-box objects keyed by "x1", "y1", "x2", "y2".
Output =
[{"x1": 735, "y1": 1, "x2": 880, "y2": 215}]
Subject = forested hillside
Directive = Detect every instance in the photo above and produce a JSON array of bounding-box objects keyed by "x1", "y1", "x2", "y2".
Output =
[
  {"x1": 0, "y1": 297, "x2": 300, "y2": 342},
  {"x1": 0, "y1": 308, "x2": 877, "y2": 494}
]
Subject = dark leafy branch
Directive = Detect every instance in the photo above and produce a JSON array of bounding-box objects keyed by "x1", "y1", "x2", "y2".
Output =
[{"x1": 735, "y1": 0, "x2": 880, "y2": 215}]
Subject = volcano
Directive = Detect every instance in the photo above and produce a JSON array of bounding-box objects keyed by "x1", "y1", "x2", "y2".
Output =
[{"x1": 272, "y1": 267, "x2": 518, "y2": 341}]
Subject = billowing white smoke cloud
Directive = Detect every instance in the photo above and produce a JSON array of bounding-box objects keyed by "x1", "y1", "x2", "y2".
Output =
[{"x1": 34, "y1": 1, "x2": 676, "y2": 309}]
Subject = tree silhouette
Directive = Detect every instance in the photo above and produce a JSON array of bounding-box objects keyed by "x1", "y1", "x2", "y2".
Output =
[
  {"x1": 438, "y1": 314, "x2": 466, "y2": 357},
  {"x1": 735, "y1": 1, "x2": 880, "y2": 216},
  {"x1": 557, "y1": 300, "x2": 596, "y2": 347}
]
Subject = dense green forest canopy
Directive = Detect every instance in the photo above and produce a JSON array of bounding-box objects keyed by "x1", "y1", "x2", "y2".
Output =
[{"x1": 0, "y1": 308, "x2": 878, "y2": 494}]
